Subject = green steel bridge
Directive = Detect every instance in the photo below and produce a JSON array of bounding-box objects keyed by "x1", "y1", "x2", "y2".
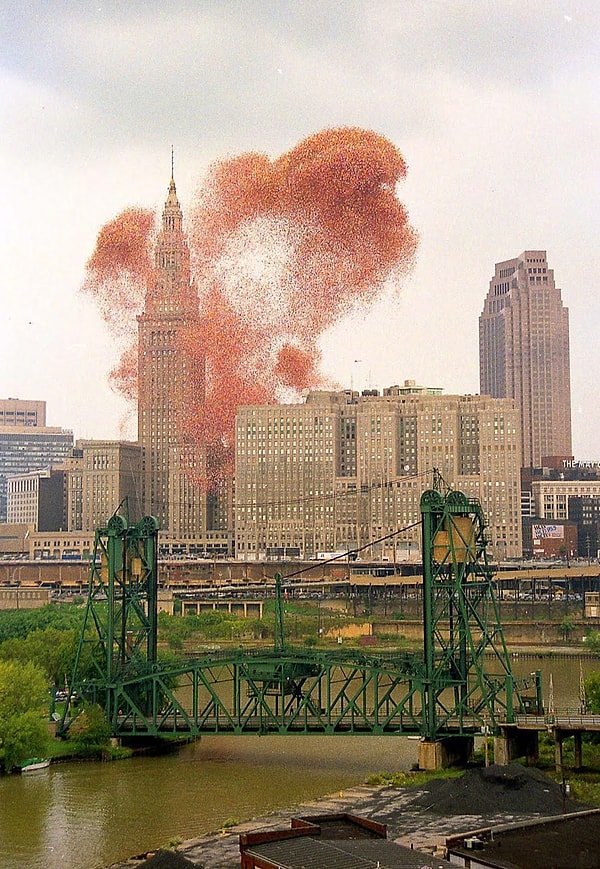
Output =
[{"x1": 58, "y1": 486, "x2": 543, "y2": 756}]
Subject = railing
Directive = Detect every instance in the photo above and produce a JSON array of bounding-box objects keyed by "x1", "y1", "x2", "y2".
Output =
[{"x1": 507, "y1": 713, "x2": 600, "y2": 730}]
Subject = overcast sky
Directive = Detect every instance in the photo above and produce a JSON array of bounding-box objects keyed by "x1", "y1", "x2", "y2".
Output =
[{"x1": 1, "y1": 1, "x2": 598, "y2": 457}]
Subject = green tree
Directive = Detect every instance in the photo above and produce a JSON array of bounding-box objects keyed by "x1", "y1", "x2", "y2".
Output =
[
  {"x1": 584, "y1": 672, "x2": 600, "y2": 714},
  {"x1": 560, "y1": 617, "x2": 575, "y2": 643},
  {"x1": 0, "y1": 627, "x2": 79, "y2": 686},
  {"x1": 0, "y1": 604, "x2": 84, "y2": 643},
  {"x1": 68, "y1": 704, "x2": 111, "y2": 754},
  {"x1": 2, "y1": 711, "x2": 49, "y2": 771},
  {"x1": 0, "y1": 659, "x2": 49, "y2": 771},
  {"x1": 585, "y1": 631, "x2": 600, "y2": 654}
]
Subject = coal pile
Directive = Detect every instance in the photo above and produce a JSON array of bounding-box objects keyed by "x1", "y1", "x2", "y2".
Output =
[
  {"x1": 134, "y1": 850, "x2": 200, "y2": 869},
  {"x1": 411, "y1": 764, "x2": 581, "y2": 816}
]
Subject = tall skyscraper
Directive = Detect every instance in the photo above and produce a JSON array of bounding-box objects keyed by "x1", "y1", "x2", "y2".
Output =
[
  {"x1": 137, "y1": 170, "x2": 206, "y2": 535},
  {"x1": 479, "y1": 250, "x2": 572, "y2": 468}
]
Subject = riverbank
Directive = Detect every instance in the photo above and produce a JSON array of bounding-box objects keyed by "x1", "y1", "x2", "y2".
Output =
[{"x1": 109, "y1": 764, "x2": 588, "y2": 869}]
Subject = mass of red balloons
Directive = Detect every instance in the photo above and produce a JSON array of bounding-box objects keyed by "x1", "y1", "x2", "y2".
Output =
[{"x1": 82, "y1": 127, "x2": 418, "y2": 489}]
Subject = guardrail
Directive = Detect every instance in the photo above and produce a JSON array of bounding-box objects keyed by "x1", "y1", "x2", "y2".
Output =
[{"x1": 508, "y1": 713, "x2": 600, "y2": 730}]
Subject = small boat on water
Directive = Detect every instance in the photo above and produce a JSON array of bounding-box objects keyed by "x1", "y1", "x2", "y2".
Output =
[{"x1": 19, "y1": 757, "x2": 51, "y2": 773}]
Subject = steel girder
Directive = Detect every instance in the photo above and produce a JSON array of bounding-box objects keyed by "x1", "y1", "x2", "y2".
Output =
[
  {"x1": 101, "y1": 648, "x2": 434, "y2": 737},
  {"x1": 60, "y1": 489, "x2": 542, "y2": 742}
]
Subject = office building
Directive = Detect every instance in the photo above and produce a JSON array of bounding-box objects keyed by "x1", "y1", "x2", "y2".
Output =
[
  {"x1": 67, "y1": 440, "x2": 143, "y2": 532},
  {"x1": 0, "y1": 398, "x2": 46, "y2": 427},
  {"x1": 235, "y1": 387, "x2": 522, "y2": 560},
  {"x1": 137, "y1": 170, "x2": 207, "y2": 537},
  {"x1": 7, "y1": 468, "x2": 66, "y2": 531},
  {"x1": 479, "y1": 251, "x2": 571, "y2": 468},
  {"x1": 523, "y1": 457, "x2": 600, "y2": 559},
  {"x1": 6, "y1": 439, "x2": 143, "y2": 535},
  {"x1": 0, "y1": 402, "x2": 73, "y2": 521}
]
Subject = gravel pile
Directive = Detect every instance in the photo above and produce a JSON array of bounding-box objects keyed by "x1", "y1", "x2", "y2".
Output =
[{"x1": 410, "y1": 764, "x2": 580, "y2": 816}]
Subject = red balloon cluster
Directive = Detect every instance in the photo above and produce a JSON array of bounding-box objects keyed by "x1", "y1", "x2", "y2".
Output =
[
  {"x1": 82, "y1": 127, "x2": 418, "y2": 489},
  {"x1": 82, "y1": 207, "x2": 154, "y2": 399}
]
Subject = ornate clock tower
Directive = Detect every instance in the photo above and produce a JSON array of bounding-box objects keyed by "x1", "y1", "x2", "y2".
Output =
[{"x1": 137, "y1": 167, "x2": 206, "y2": 536}]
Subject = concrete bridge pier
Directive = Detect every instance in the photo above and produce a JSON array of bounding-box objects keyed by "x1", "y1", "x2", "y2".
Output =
[
  {"x1": 555, "y1": 730, "x2": 584, "y2": 772},
  {"x1": 575, "y1": 732, "x2": 583, "y2": 770},
  {"x1": 494, "y1": 729, "x2": 539, "y2": 766},
  {"x1": 418, "y1": 736, "x2": 474, "y2": 770}
]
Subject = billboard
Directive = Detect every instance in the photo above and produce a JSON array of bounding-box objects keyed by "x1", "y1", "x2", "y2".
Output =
[{"x1": 532, "y1": 524, "x2": 564, "y2": 540}]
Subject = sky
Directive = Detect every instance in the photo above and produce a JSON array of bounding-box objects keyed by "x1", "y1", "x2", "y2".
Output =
[{"x1": 1, "y1": 1, "x2": 598, "y2": 456}]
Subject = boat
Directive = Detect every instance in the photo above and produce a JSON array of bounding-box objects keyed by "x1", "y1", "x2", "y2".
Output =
[{"x1": 19, "y1": 757, "x2": 51, "y2": 773}]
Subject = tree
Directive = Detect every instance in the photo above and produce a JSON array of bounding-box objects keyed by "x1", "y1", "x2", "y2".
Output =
[
  {"x1": 68, "y1": 704, "x2": 111, "y2": 754},
  {"x1": 584, "y1": 631, "x2": 600, "y2": 654},
  {"x1": 584, "y1": 672, "x2": 600, "y2": 715},
  {"x1": 0, "y1": 659, "x2": 49, "y2": 771},
  {"x1": 559, "y1": 617, "x2": 575, "y2": 643},
  {"x1": 0, "y1": 604, "x2": 84, "y2": 644},
  {"x1": 2, "y1": 711, "x2": 49, "y2": 771},
  {"x1": 0, "y1": 627, "x2": 79, "y2": 686}
]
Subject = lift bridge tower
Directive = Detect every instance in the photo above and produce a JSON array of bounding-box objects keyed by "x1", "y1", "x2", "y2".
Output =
[
  {"x1": 418, "y1": 480, "x2": 540, "y2": 767},
  {"x1": 58, "y1": 509, "x2": 160, "y2": 734}
]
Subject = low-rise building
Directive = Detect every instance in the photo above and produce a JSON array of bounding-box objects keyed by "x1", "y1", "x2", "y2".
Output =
[
  {"x1": 7, "y1": 468, "x2": 67, "y2": 530},
  {"x1": 0, "y1": 586, "x2": 51, "y2": 611},
  {"x1": 240, "y1": 813, "x2": 452, "y2": 869},
  {"x1": 522, "y1": 457, "x2": 600, "y2": 558}
]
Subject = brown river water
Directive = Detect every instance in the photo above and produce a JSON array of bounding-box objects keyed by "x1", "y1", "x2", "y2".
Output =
[
  {"x1": 0, "y1": 735, "x2": 419, "y2": 869},
  {"x1": 0, "y1": 656, "x2": 595, "y2": 869}
]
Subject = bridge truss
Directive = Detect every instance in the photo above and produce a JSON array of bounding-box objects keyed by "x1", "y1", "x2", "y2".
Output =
[{"x1": 59, "y1": 487, "x2": 541, "y2": 741}]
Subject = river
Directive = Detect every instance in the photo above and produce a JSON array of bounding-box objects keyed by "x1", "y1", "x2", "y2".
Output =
[
  {"x1": 0, "y1": 655, "x2": 597, "y2": 869},
  {"x1": 0, "y1": 735, "x2": 419, "y2": 869}
]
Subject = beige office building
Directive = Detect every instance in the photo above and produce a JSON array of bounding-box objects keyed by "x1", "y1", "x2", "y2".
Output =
[
  {"x1": 7, "y1": 468, "x2": 65, "y2": 529},
  {"x1": 0, "y1": 399, "x2": 46, "y2": 427},
  {"x1": 67, "y1": 440, "x2": 143, "y2": 532},
  {"x1": 479, "y1": 250, "x2": 571, "y2": 468},
  {"x1": 532, "y1": 478, "x2": 600, "y2": 522},
  {"x1": 235, "y1": 388, "x2": 522, "y2": 560}
]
